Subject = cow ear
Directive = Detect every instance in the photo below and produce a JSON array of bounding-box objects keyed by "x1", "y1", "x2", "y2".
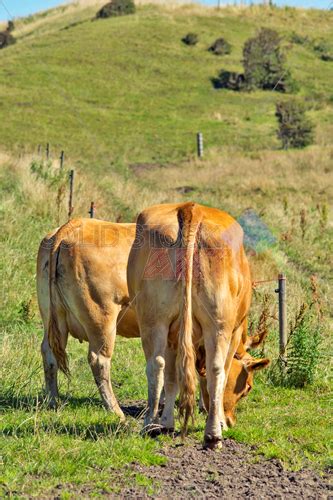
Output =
[
  {"x1": 245, "y1": 330, "x2": 268, "y2": 351},
  {"x1": 245, "y1": 357, "x2": 270, "y2": 371}
]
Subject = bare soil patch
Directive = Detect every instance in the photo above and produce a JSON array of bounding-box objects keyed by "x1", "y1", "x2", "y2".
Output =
[{"x1": 124, "y1": 438, "x2": 331, "y2": 499}]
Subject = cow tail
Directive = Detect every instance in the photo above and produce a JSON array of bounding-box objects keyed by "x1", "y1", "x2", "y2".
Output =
[
  {"x1": 48, "y1": 232, "x2": 70, "y2": 377},
  {"x1": 177, "y1": 202, "x2": 201, "y2": 436}
]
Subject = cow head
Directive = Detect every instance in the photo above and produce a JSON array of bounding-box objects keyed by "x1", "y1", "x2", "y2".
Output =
[{"x1": 224, "y1": 355, "x2": 270, "y2": 428}]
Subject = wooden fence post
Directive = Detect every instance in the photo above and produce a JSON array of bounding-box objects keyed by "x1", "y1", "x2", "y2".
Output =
[
  {"x1": 197, "y1": 132, "x2": 204, "y2": 158},
  {"x1": 275, "y1": 273, "x2": 287, "y2": 360},
  {"x1": 60, "y1": 150, "x2": 65, "y2": 169},
  {"x1": 68, "y1": 169, "x2": 74, "y2": 219},
  {"x1": 37, "y1": 144, "x2": 41, "y2": 156},
  {"x1": 88, "y1": 201, "x2": 95, "y2": 219},
  {"x1": 46, "y1": 143, "x2": 50, "y2": 160}
]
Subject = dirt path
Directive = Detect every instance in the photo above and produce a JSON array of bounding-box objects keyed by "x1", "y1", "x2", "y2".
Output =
[{"x1": 123, "y1": 438, "x2": 331, "y2": 499}]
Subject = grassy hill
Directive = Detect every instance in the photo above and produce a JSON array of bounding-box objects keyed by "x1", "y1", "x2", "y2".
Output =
[
  {"x1": 0, "y1": 2, "x2": 332, "y2": 496},
  {"x1": 0, "y1": 2, "x2": 332, "y2": 165}
]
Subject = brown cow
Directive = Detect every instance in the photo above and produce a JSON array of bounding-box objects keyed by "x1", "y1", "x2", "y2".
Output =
[
  {"x1": 127, "y1": 202, "x2": 269, "y2": 448},
  {"x1": 37, "y1": 218, "x2": 137, "y2": 419},
  {"x1": 38, "y1": 217, "x2": 268, "y2": 424}
]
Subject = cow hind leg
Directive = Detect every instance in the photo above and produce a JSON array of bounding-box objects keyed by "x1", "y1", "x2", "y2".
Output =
[
  {"x1": 199, "y1": 376, "x2": 209, "y2": 414},
  {"x1": 41, "y1": 330, "x2": 59, "y2": 409},
  {"x1": 160, "y1": 346, "x2": 178, "y2": 432},
  {"x1": 141, "y1": 325, "x2": 168, "y2": 436},
  {"x1": 203, "y1": 328, "x2": 231, "y2": 450},
  {"x1": 87, "y1": 328, "x2": 125, "y2": 422}
]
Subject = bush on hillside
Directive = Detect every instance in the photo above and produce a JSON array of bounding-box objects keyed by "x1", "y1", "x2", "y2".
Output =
[
  {"x1": 7, "y1": 21, "x2": 15, "y2": 33},
  {"x1": 96, "y1": 0, "x2": 135, "y2": 19},
  {"x1": 208, "y1": 37, "x2": 231, "y2": 56},
  {"x1": 313, "y1": 39, "x2": 333, "y2": 62},
  {"x1": 275, "y1": 99, "x2": 314, "y2": 149},
  {"x1": 0, "y1": 21, "x2": 16, "y2": 50},
  {"x1": 212, "y1": 70, "x2": 245, "y2": 91},
  {"x1": 243, "y1": 28, "x2": 295, "y2": 92},
  {"x1": 290, "y1": 32, "x2": 309, "y2": 46},
  {"x1": 182, "y1": 33, "x2": 198, "y2": 46}
]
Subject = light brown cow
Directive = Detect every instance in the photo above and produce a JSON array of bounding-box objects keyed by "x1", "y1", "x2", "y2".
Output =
[
  {"x1": 37, "y1": 218, "x2": 137, "y2": 420},
  {"x1": 37, "y1": 217, "x2": 269, "y2": 424},
  {"x1": 127, "y1": 202, "x2": 269, "y2": 448}
]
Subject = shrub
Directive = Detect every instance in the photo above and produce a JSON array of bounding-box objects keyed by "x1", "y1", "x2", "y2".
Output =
[
  {"x1": 269, "y1": 303, "x2": 322, "y2": 388},
  {"x1": 0, "y1": 23, "x2": 16, "y2": 50},
  {"x1": 30, "y1": 159, "x2": 68, "y2": 224},
  {"x1": 182, "y1": 33, "x2": 198, "y2": 46},
  {"x1": 96, "y1": 0, "x2": 135, "y2": 19},
  {"x1": 7, "y1": 21, "x2": 15, "y2": 33},
  {"x1": 212, "y1": 70, "x2": 245, "y2": 91},
  {"x1": 313, "y1": 39, "x2": 333, "y2": 62},
  {"x1": 275, "y1": 99, "x2": 314, "y2": 149},
  {"x1": 243, "y1": 28, "x2": 294, "y2": 92},
  {"x1": 285, "y1": 304, "x2": 322, "y2": 388},
  {"x1": 290, "y1": 32, "x2": 309, "y2": 46},
  {"x1": 208, "y1": 37, "x2": 231, "y2": 56}
]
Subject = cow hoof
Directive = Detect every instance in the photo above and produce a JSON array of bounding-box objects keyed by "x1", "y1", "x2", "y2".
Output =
[
  {"x1": 203, "y1": 435, "x2": 223, "y2": 451},
  {"x1": 142, "y1": 424, "x2": 163, "y2": 438}
]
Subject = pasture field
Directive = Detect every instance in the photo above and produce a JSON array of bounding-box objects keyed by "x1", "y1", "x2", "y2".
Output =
[{"x1": 0, "y1": 1, "x2": 332, "y2": 497}]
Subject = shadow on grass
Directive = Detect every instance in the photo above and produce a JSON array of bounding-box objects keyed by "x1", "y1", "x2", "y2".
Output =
[
  {"x1": 1, "y1": 391, "x2": 147, "y2": 416},
  {"x1": 0, "y1": 392, "x2": 102, "y2": 411},
  {"x1": 122, "y1": 401, "x2": 146, "y2": 418},
  {"x1": 2, "y1": 420, "x2": 127, "y2": 439}
]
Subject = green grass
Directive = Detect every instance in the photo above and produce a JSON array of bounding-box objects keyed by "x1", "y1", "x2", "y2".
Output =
[
  {"x1": 1, "y1": 146, "x2": 332, "y2": 495},
  {"x1": 0, "y1": 2, "x2": 333, "y2": 496},
  {"x1": 0, "y1": 4, "x2": 332, "y2": 166},
  {"x1": 224, "y1": 384, "x2": 331, "y2": 470}
]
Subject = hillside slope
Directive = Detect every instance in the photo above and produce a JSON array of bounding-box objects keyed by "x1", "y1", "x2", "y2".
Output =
[
  {"x1": 1, "y1": 4, "x2": 332, "y2": 496},
  {"x1": 0, "y1": 2, "x2": 332, "y2": 167}
]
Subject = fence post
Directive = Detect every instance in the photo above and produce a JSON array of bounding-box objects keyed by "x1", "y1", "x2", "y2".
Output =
[
  {"x1": 88, "y1": 201, "x2": 95, "y2": 219},
  {"x1": 68, "y1": 169, "x2": 74, "y2": 219},
  {"x1": 37, "y1": 144, "x2": 41, "y2": 156},
  {"x1": 46, "y1": 143, "x2": 50, "y2": 160},
  {"x1": 197, "y1": 132, "x2": 204, "y2": 158},
  {"x1": 275, "y1": 273, "x2": 287, "y2": 361},
  {"x1": 60, "y1": 150, "x2": 65, "y2": 169}
]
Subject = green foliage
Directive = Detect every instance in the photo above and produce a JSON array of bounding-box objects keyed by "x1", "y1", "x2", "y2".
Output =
[
  {"x1": 243, "y1": 28, "x2": 294, "y2": 92},
  {"x1": 270, "y1": 304, "x2": 322, "y2": 389},
  {"x1": 285, "y1": 305, "x2": 322, "y2": 388},
  {"x1": 208, "y1": 37, "x2": 231, "y2": 56},
  {"x1": 318, "y1": 203, "x2": 328, "y2": 232},
  {"x1": 18, "y1": 299, "x2": 34, "y2": 323},
  {"x1": 96, "y1": 0, "x2": 136, "y2": 19},
  {"x1": 0, "y1": 29, "x2": 16, "y2": 50},
  {"x1": 313, "y1": 40, "x2": 333, "y2": 62},
  {"x1": 290, "y1": 32, "x2": 309, "y2": 46},
  {"x1": 0, "y1": 5, "x2": 332, "y2": 161},
  {"x1": 30, "y1": 159, "x2": 68, "y2": 188},
  {"x1": 290, "y1": 34, "x2": 333, "y2": 62},
  {"x1": 212, "y1": 70, "x2": 245, "y2": 90},
  {"x1": 30, "y1": 159, "x2": 68, "y2": 224},
  {"x1": 7, "y1": 21, "x2": 15, "y2": 33},
  {"x1": 275, "y1": 99, "x2": 314, "y2": 149},
  {"x1": 182, "y1": 33, "x2": 198, "y2": 46}
]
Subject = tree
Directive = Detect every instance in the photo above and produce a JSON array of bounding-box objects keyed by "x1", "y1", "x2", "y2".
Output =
[
  {"x1": 275, "y1": 99, "x2": 314, "y2": 149},
  {"x1": 243, "y1": 28, "x2": 294, "y2": 92}
]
